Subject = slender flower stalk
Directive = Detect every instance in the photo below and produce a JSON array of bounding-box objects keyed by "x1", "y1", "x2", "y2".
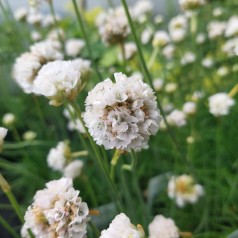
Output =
[
  {"x1": 120, "y1": 0, "x2": 183, "y2": 159},
  {"x1": 110, "y1": 149, "x2": 122, "y2": 181},
  {"x1": 68, "y1": 100, "x2": 124, "y2": 211},
  {"x1": 71, "y1": 0, "x2": 102, "y2": 82},
  {"x1": 0, "y1": 215, "x2": 20, "y2": 238}
]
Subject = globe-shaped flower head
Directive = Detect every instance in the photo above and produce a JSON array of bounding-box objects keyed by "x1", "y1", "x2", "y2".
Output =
[{"x1": 84, "y1": 72, "x2": 162, "y2": 151}]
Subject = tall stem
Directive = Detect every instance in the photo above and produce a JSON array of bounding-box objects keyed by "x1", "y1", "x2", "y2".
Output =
[
  {"x1": 68, "y1": 100, "x2": 124, "y2": 211},
  {"x1": 120, "y1": 0, "x2": 183, "y2": 159},
  {"x1": 71, "y1": 0, "x2": 102, "y2": 82}
]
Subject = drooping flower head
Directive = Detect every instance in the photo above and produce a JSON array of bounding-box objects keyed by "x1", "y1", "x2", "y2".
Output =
[
  {"x1": 84, "y1": 72, "x2": 162, "y2": 151},
  {"x1": 21, "y1": 177, "x2": 89, "y2": 238},
  {"x1": 100, "y1": 213, "x2": 144, "y2": 238},
  {"x1": 0, "y1": 127, "x2": 8, "y2": 152},
  {"x1": 208, "y1": 93, "x2": 235, "y2": 117},
  {"x1": 148, "y1": 215, "x2": 179, "y2": 238},
  {"x1": 168, "y1": 175, "x2": 204, "y2": 207}
]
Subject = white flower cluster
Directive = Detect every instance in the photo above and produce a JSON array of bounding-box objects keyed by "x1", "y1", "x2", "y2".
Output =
[
  {"x1": 47, "y1": 141, "x2": 84, "y2": 179},
  {"x1": 225, "y1": 16, "x2": 238, "y2": 37},
  {"x1": 168, "y1": 15, "x2": 188, "y2": 42},
  {"x1": 208, "y1": 93, "x2": 235, "y2": 117},
  {"x1": 118, "y1": 42, "x2": 137, "y2": 60},
  {"x1": 181, "y1": 52, "x2": 196, "y2": 65},
  {"x1": 207, "y1": 21, "x2": 226, "y2": 39},
  {"x1": 148, "y1": 215, "x2": 179, "y2": 238},
  {"x1": 167, "y1": 110, "x2": 186, "y2": 127},
  {"x1": 222, "y1": 38, "x2": 238, "y2": 57},
  {"x1": 21, "y1": 177, "x2": 89, "y2": 238},
  {"x1": 152, "y1": 31, "x2": 170, "y2": 48},
  {"x1": 65, "y1": 39, "x2": 85, "y2": 57},
  {"x1": 168, "y1": 175, "x2": 204, "y2": 207},
  {"x1": 100, "y1": 213, "x2": 144, "y2": 238},
  {"x1": 96, "y1": 7, "x2": 129, "y2": 45},
  {"x1": 84, "y1": 72, "x2": 161, "y2": 151},
  {"x1": 33, "y1": 59, "x2": 90, "y2": 106},
  {"x1": 2, "y1": 113, "x2": 16, "y2": 127},
  {"x1": 0, "y1": 127, "x2": 8, "y2": 152},
  {"x1": 12, "y1": 40, "x2": 63, "y2": 94},
  {"x1": 131, "y1": 0, "x2": 153, "y2": 23},
  {"x1": 179, "y1": 0, "x2": 206, "y2": 11}
]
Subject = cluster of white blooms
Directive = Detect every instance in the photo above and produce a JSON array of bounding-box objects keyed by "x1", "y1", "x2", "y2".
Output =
[
  {"x1": 131, "y1": 0, "x2": 153, "y2": 23},
  {"x1": 196, "y1": 32, "x2": 206, "y2": 44},
  {"x1": 179, "y1": 0, "x2": 206, "y2": 11},
  {"x1": 0, "y1": 127, "x2": 8, "y2": 152},
  {"x1": 141, "y1": 27, "x2": 153, "y2": 45},
  {"x1": 21, "y1": 177, "x2": 89, "y2": 238},
  {"x1": 100, "y1": 213, "x2": 144, "y2": 238},
  {"x1": 148, "y1": 215, "x2": 179, "y2": 238},
  {"x1": 152, "y1": 31, "x2": 170, "y2": 48},
  {"x1": 47, "y1": 141, "x2": 84, "y2": 179},
  {"x1": 168, "y1": 15, "x2": 188, "y2": 42},
  {"x1": 212, "y1": 7, "x2": 223, "y2": 17},
  {"x1": 27, "y1": 7, "x2": 43, "y2": 25},
  {"x1": 182, "y1": 101, "x2": 197, "y2": 115},
  {"x1": 14, "y1": 7, "x2": 28, "y2": 21},
  {"x1": 47, "y1": 28, "x2": 65, "y2": 41},
  {"x1": 217, "y1": 66, "x2": 229, "y2": 77},
  {"x1": 208, "y1": 93, "x2": 235, "y2": 117},
  {"x1": 201, "y1": 57, "x2": 214, "y2": 68},
  {"x1": 12, "y1": 40, "x2": 63, "y2": 94},
  {"x1": 167, "y1": 110, "x2": 186, "y2": 127},
  {"x1": 31, "y1": 31, "x2": 42, "y2": 42},
  {"x1": 96, "y1": 7, "x2": 129, "y2": 45},
  {"x1": 33, "y1": 58, "x2": 90, "y2": 106},
  {"x1": 84, "y1": 72, "x2": 161, "y2": 151},
  {"x1": 222, "y1": 38, "x2": 238, "y2": 57},
  {"x1": 168, "y1": 175, "x2": 204, "y2": 207},
  {"x1": 153, "y1": 78, "x2": 164, "y2": 91},
  {"x1": 118, "y1": 42, "x2": 137, "y2": 60},
  {"x1": 65, "y1": 39, "x2": 85, "y2": 57},
  {"x1": 165, "y1": 82, "x2": 177, "y2": 93},
  {"x1": 63, "y1": 106, "x2": 86, "y2": 134},
  {"x1": 181, "y1": 52, "x2": 196, "y2": 65},
  {"x1": 22, "y1": 131, "x2": 37, "y2": 141},
  {"x1": 225, "y1": 16, "x2": 238, "y2": 37},
  {"x1": 154, "y1": 15, "x2": 164, "y2": 24},
  {"x1": 207, "y1": 21, "x2": 226, "y2": 39},
  {"x1": 2, "y1": 113, "x2": 16, "y2": 127},
  {"x1": 42, "y1": 14, "x2": 61, "y2": 28}
]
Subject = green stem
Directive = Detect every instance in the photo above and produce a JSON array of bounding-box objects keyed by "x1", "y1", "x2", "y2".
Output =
[
  {"x1": 71, "y1": 150, "x2": 88, "y2": 158},
  {"x1": 68, "y1": 100, "x2": 124, "y2": 211},
  {"x1": 110, "y1": 150, "x2": 121, "y2": 181},
  {"x1": 119, "y1": 42, "x2": 126, "y2": 72},
  {"x1": 120, "y1": 0, "x2": 183, "y2": 159},
  {"x1": 0, "y1": 215, "x2": 20, "y2": 238},
  {"x1": 71, "y1": 0, "x2": 102, "y2": 82},
  {"x1": 3, "y1": 141, "x2": 53, "y2": 150}
]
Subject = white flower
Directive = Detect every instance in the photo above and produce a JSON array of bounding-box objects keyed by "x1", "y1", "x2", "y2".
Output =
[
  {"x1": 141, "y1": 27, "x2": 153, "y2": 45},
  {"x1": 63, "y1": 106, "x2": 86, "y2": 134},
  {"x1": 0, "y1": 127, "x2": 8, "y2": 151},
  {"x1": 152, "y1": 31, "x2": 170, "y2": 48},
  {"x1": 207, "y1": 21, "x2": 226, "y2": 39},
  {"x1": 118, "y1": 42, "x2": 137, "y2": 60},
  {"x1": 162, "y1": 45, "x2": 175, "y2": 59},
  {"x1": 212, "y1": 7, "x2": 223, "y2": 17},
  {"x1": 97, "y1": 7, "x2": 129, "y2": 45},
  {"x1": 201, "y1": 57, "x2": 214, "y2": 68},
  {"x1": 30, "y1": 31, "x2": 42, "y2": 42},
  {"x1": 168, "y1": 175, "x2": 204, "y2": 207},
  {"x1": 225, "y1": 16, "x2": 238, "y2": 37},
  {"x1": 2, "y1": 113, "x2": 16, "y2": 127},
  {"x1": 165, "y1": 83, "x2": 177, "y2": 93},
  {"x1": 154, "y1": 15, "x2": 164, "y2": 24},
  {"x1": 186, "y1": 136, "x2": 195, "y2": 144},
  {"x1": 181, "y1": 52, "x2": 196, "y2": 65},
  {"x1": 153, "y1": 78, "x2": 164, "y2": 91},
  {"x1": 65, "y1": 39, "x2": 85, "y2": 57},
  {"x1": 100, "y1": 213, "x2": 144, "y2": 238},
  {"x1": 47, "y1": 28, "x2": 65, "y2": 41},
  {"x1": 222, "y1": 38, "x2": 238, "y2": 57},
  {"x1": 196, "y1": 33, "x2": 206, "y2": 44},
  {"x1": 149, "y1": 215, "x2": 179, "y2": 238},
  {"x1": 169, "y1": 15, "x2": 187, "y2": 42},
  {"x1": 27, "y1": 7, "x2": 42, "y2": 25},
  {"x1": 63, "y1": 160, "x2": 84, "y2": 179},
  {"x1": 33, "y1": 60, "x2": 83, "y2": 106},
  {"x1": 167, "y1": 110, "x2": 186, "y2": 127},
  {"x1": 191, "y1": 90, "x2": 204, "y2": 101},
  {"x1": 14, "y1": 7, "x2": 27, "y2": 21},
  {"x1": 42, "y1": 14, "x2": 61, "y2": 27},
  {"x1": 179, "y1": 0, "x2": 206, "y2": 11},
  {"x1": 22, "y1": 177, "x2": 89, "y2": 238},
  {"x1": 47, "y1": 141, "x2": 71, "y2": 172},
  {"x1": 131, "y1": 0, "x2": 153, "y2": 22},
  {"x1": 84, "y1": 72, "x2": 162, "y2": 151},
  {"x1": 183, "y1": 101, "x2": 197, "y2": 115},
  {"x1": 217, "y1": 66, "x2": 229, "y2": 77},
  {"x1": 208, "y1": 93, "x2": 235, "y2": 117}
]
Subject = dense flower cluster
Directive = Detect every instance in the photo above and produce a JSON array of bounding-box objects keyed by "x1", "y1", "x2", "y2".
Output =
[
  {"x1": 148, "y1": 215, "x2": 179, "y2": 238},
  {"x1": 84, "y1": 72, "x2": 161, "y2": 151},
  {"x1": 21, "y1": 177, "x2": 89, "y2": 238},
  {"x1": 100, "y1": 213, "x2": 144, "y2": 238},
  {"x1": 0, "y1": 127, "x2": 8, "y2": 152},
  {"x1": 168, "y1": 175, "x2": 204, "y2": 207}
]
